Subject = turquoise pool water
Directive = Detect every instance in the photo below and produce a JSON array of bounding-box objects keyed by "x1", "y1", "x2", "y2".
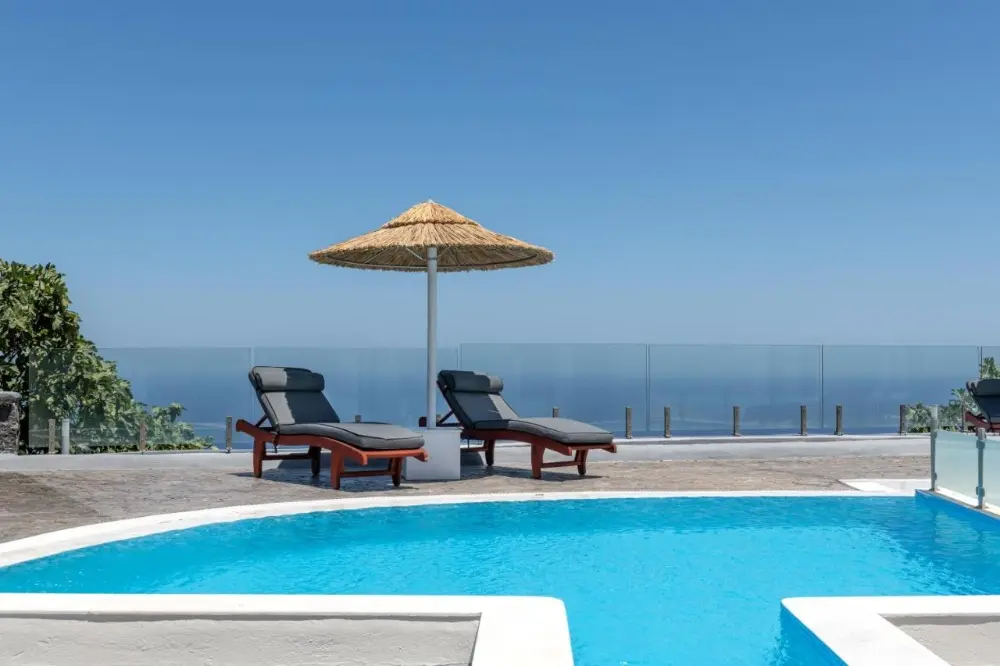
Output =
[{"x1": 3, "y1": 495, "x2": 1000, "y2": 665}]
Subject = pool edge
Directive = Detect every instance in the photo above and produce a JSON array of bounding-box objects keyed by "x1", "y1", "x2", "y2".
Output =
[{"x1": 0, "y1": 490, "x2": 909, "y2": 568}]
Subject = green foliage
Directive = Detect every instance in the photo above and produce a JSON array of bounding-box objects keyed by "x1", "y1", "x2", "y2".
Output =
[
  {"x1": 907, "y1": 357, "x2": 1000, "y2": 433},
  {"x1": 0, "y1": 259, "x2": 212, "y2": 452},
  {"x1": 138, "y1": 402, "x2": 210, "y2": 452}
]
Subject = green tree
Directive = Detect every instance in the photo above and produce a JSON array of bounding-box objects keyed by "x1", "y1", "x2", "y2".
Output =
[
  {"x1": 907, "y1": 357, "x2": 1000, "y2": 433},
  {"x1": 0, "y1": 259, "x2": 211, "y2": 452}
]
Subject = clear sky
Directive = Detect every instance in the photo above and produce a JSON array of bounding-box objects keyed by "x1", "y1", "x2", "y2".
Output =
[{"x1": 2, "y1": 1, "x2": 998, "y2": 347}]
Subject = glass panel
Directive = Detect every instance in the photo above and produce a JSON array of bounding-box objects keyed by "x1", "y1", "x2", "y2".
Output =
[
  {"x1": 99, "y1": 347, "x2": 253, "y2": 448},
  {"x1": 458, "y1": 344, "x2": 647, "y2": 435},
  {"x1": 983, "y1": 437, "x2": 1000, "y2": 511},
  {"x1": 25, "y1": 347, "x2": 231, "y2": 452},
  {"x1": 252, "y1": 347, "x2": 459, "y2": 438},
  {"x1": 26, "y1": 347, "x2": 78, "y2": 451},
  {"x1": 822, "y1": 346, "x2": 980, "y2": 434},
  {"x1": 935, "y1": 430, "x2": 981, "y2": 505},
  {"x1": 982, "y1": 346, "x2": 1000, "y2": 372},
  {"x1": 648, "y1": 345, "x2": 822, "y2": 435}
]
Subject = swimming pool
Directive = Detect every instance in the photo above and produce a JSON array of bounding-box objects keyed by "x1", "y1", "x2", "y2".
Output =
[{"x1": 2, "y1": 494, "x2": 999, "y2": 665}]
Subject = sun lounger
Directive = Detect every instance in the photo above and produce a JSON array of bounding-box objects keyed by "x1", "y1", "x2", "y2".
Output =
[
  {"x1": 236, "y1": 366, "x2": 428, "y2": 489},
  {"x1": 966, "y1": 379, "x2": 1000, "y2": 434},
  {"x1": 426, "y1": 369, "x2": 616, "y2": 479}
]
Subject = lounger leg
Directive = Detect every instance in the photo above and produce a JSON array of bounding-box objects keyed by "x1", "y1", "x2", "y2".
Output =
[
  {"x1": 391, "y1": 458, "x2": 402, "y2": 487},
  {"x1": 576, "y1": 449, "x2": 589, "y2": 476},
  {"x1": 330, "y1": 451, "x2": 345, "y2": 490},
  {"x1": 530, "y1": 444, "x2": 544, "y2": 480},
  {"x1": 252, "y1": 439, "x2": 264, "y2": 479},
  {"x1": 485, "y1": 439, "x2": 495, "y2": 467},
  {"x1": 309, "y1": 446, "x2": 321, "y2": 476}
]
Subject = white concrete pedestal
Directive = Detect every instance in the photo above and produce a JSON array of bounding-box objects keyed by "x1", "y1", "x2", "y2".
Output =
[{"x1": 404, "y1": 427, "x2": 461, "y2": 481}]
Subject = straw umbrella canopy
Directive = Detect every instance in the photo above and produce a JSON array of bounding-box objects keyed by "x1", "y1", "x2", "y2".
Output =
[{"x1": 309, "y1": 200, "x2": 553, "y2": 428}]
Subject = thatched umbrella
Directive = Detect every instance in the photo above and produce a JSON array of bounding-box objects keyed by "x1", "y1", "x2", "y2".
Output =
[{"x1": 309, "y1": 200, "x2": 553, "y2": 428}]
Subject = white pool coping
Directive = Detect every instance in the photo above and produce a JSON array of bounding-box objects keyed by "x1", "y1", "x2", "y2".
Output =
[
  {"x1": 783, "y1": 596, "x2": 1000, "y2": 666},
  {"x1": 0, "y1": 593, "x2": 571, "y2": 666},
  {"x1": 840, "y1": 478, "x2": 930, "y2": 493},
  {"x1": 0, "y1": 490, "x2": 911, "y2": 568}
]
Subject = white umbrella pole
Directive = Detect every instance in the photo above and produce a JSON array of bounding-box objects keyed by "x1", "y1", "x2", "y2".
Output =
[{"x1": 426, "y1": 246, "x2": 438, "y2": 429}]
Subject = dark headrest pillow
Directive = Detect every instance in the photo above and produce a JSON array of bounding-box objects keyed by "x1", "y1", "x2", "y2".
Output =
[
  {"x1": 438, "y1": 370, "x2": 504, "y2": 394},
  {"x1": 250, "y1": 366, "x2": 325, "y2": 392}
]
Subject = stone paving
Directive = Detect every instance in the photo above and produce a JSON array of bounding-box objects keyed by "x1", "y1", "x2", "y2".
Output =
[{"x1": 0, "y1": 455, "x2": 928, "y2": 542}]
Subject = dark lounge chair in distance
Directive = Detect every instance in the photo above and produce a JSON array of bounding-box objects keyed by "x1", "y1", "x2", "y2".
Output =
[
  {"x1": 426, "y1": 369, "x2": 617, "y2": 479},
  {"x1": 966, "y1": 379, "x2": 1000, "y2": 434},
  {"x1": 236, "y1": 366, "x2": 428, "y2": 489}
]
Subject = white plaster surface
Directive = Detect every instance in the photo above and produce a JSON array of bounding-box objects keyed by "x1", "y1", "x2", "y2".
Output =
[
  {"x1": 840, "y1": 478, "x2": 929, "y2": 493},
  {"x1": 784, "y1": 596, "x2": 1000, "y2": 666},
  {"x1": 893, "y1": 616, "x2": 1000, "y2": 666},
  {"x1": 0, "y1": 594, "x2": 572, "y2": 666},
  {"x1": 930, "y1": 487, "x2": 1000, "y2": 523},
  {"x1": 404, "y1": 428, "x2": 461, "y2": 481},
  {"x1": 936, "y1": 486, "x2": 986, "y2": 510},
  {"x1": 0, "y1": 616, "x2": 477, "y2": 666}
]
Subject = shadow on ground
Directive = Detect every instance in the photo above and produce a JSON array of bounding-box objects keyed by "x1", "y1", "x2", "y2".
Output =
[{"x1": 248, "y1": 450, "x2": 602, "y2": 491}]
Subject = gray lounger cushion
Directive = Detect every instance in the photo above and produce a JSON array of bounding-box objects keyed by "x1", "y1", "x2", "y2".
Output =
[
  {"x1": 250, "y1": 366, "x2": 340, "y2": 426},
  {"x1": 438, "y1": 370, "x2": 516, "y2": 425},
  {"x1": 279, "y1": 422, "x2": 425, "y2": 450},
  {"x1": 472, "y1": 417, "x2": 615, "y2": 445},
  {"x1": 248, "y1": 366, "x2": 424, "y2": 450},
  {"x1": 968, "y1": 379, "x2": 1000, "y2": 423},
  {"x1": 437, "y1": 369, "x2": 613, "y2": 445}
]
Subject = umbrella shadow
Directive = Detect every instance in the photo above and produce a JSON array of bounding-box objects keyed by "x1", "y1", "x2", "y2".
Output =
[
  {"x1": 455, "y1": 448, "x2": 608, "y2": 482},
  {"x1": 229, "y1": 449, "x2": 608, "y2": 491}
]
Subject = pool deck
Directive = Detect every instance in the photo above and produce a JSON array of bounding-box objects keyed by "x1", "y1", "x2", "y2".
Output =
[{"x1": 0, "y1": 434, "x2": 929, "y2": 543}]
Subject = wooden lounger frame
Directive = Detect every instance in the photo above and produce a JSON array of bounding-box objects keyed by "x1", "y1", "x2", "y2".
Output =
[
  {"x1": 236, "y1": 418, "x2": 429, "y2": 490},
  {"x1": 420, "y1": 411, "x2": 617, "y2": 480},
  {"x1": 964, "y1": 410, "x2": 1000, "y2": 434}
]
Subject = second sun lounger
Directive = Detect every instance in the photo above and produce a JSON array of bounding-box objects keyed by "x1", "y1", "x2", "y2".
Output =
[
  {"x1": 429, "y1": 369, "x2": 617, "y2": 479},
  {"x1": 236, "y1": 366, "x2": 428, "y2": 489},
  {"x1": 966, "y1": 379, "x2": 1000, "y2": 434}
]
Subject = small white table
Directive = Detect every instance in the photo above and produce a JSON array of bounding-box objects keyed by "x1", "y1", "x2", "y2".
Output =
[{"x1": 403, "y1": 427, "x2": 462, "y2": 481}]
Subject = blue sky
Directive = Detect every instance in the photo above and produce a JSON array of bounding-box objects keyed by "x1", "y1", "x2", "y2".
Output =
[{"x1": 2, "y1": 1, "x2": 998, "y2": 347}]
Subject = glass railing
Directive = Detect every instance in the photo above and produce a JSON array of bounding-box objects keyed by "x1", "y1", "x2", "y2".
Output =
[
  {"x1": 458, "y1": 343, "x2": 647, "y2": 434},
  {"x1": 983, "y1": 436, "x2": 1000, "y2": 512},
  {"x1": 933, "y1": 430, "x2": 984, "y2": 506},
  {"x1": 101, "y1": 346, "x2": 256, "y2": 441},
  {"x1": 253, "y1": 347, "x2": 459, "y2": 429},
  {"x1": 822, "y1": 345, "x2": 980, "y2": 433},
  {"x1": 649, "y1": 345, "x2": 822, "y2": 435},
  {"x1": 983, "y1": 347, "x2": 1000, "y2": 371},
  {"x1": 13, "y1": 343, "x2": 999, "y2": 453}
]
